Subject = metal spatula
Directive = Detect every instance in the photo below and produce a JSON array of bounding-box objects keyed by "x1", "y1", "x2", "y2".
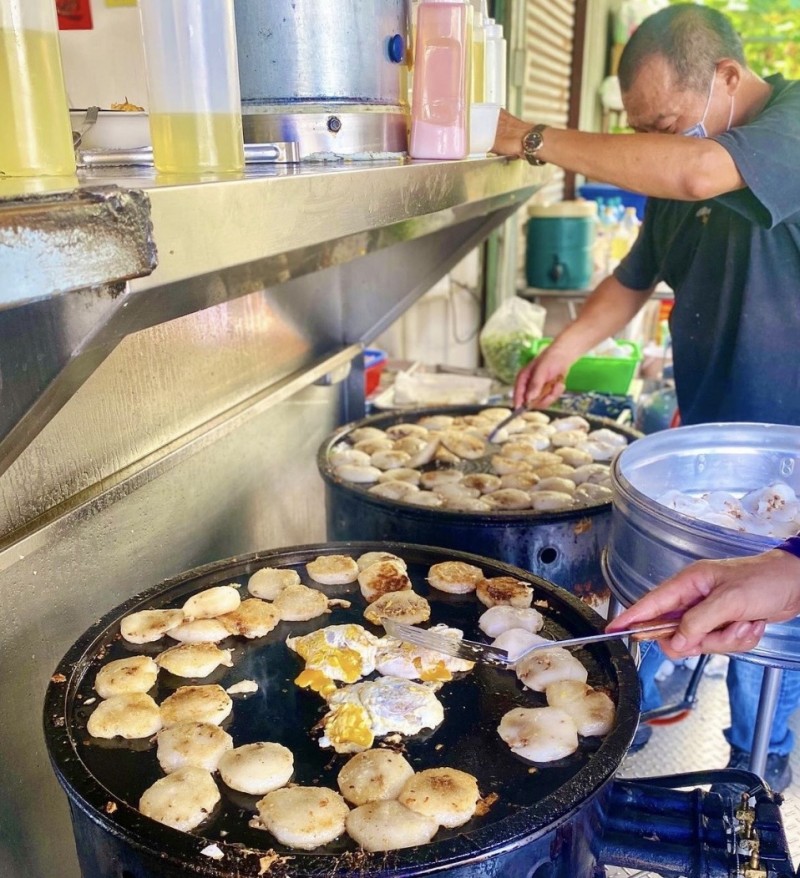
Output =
[
  {"x1": 486, "y1": 375, "x2": 566, "y2": 443},
  {"x1": 382, "y1": 618, "x2": 679, "y2": 669}
]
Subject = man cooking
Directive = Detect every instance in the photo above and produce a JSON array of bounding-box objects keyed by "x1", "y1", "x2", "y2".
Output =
[{"x1": 491, "y1": 3, "x2": 800, "y2": 792}]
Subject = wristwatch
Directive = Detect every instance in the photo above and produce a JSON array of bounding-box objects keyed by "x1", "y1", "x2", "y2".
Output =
[{"x1": 522, "y1": 124, "x2": 548, "y2": 166}]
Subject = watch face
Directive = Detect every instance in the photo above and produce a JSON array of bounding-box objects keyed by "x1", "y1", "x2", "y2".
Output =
[
  {"x1": 524, "y1": 129, "x2": 543, "y2": 152},
  {"x1": 523, "y1": 127, "x2": 545, "y2": 165}
]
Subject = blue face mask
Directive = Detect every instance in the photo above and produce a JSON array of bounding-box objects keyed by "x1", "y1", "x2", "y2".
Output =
[{"x1": 682, "y1": 73, "x2": 734, "y2": 137}]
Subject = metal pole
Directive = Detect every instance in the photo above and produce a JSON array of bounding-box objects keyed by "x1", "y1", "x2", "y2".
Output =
[{"x1": 750, "y1": 665, "x2": 783, "y2": 778}]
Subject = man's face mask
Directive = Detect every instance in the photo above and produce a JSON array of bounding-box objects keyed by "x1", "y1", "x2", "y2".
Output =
[{"x1": 682, "y1": 72, "x2": 734, "y2": 138}]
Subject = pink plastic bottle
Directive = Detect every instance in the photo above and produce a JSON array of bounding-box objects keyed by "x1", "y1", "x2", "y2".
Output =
[{"x1": 409, "y1": 0, "x2": 470, "y2": 160}]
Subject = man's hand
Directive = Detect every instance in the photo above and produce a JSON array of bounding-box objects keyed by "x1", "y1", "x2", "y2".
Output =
[
  {"x1": 492, "y1": 109, "x2": 533, "y2": 158},
  {"x1": 513, "y1": 343, "x2": 572, "y2": 409},
  {"x1": 608, "y1": 550, "x2": 800, "y2": 658}
]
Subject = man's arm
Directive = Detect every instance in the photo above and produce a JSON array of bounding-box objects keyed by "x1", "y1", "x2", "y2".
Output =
[
  {"x1": 495, "y1": 111, "x2": 745, "y2": 202},
  {"x1": 513, "y1": 274, "x2": 652, "y2": 407}
]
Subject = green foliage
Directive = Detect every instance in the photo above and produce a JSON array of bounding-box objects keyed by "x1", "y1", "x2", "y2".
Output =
[{"x1": 671, "y1": 0, "x2": 800, "y2": 79}]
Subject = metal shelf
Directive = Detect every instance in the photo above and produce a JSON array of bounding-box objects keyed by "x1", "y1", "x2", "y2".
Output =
[{"x1": 0, "y1": 157, "x2": 546, "y2": 472}]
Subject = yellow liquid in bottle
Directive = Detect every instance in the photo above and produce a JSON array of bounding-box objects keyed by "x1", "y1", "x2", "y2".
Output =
[
  {"x1": 471, "y1": 37, "x2": 485, "y2": 103},
  {"x1": 0, "y1": 28, "x2": 76, "y2": 177},
  {"x1": 149, "y1": 112, "x2": 244, "y2": 174}
]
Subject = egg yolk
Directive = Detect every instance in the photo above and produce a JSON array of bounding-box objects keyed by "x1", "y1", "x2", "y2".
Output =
[
  {"x1": 325, "y1": 703, "x2": 374, "y2": 750},
  {"x1": 417, "y1": 658, "x2": 452, "y2": 682},
  {"x1": 294, "y1": 668, "x2": 337, "y2": 698},
  {"x1": 294, "y1": 630, "x2": 365, "y2": 683}
]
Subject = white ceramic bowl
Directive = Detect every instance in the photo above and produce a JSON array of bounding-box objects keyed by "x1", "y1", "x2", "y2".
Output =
[{"x1": 70, "y1": 110, "x2": 151, "y2": 150}]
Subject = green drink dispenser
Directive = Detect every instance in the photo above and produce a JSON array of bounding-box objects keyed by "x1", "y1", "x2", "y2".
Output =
[{"x1": 525, "y1": 201, "x2": 597, "y2": 290}]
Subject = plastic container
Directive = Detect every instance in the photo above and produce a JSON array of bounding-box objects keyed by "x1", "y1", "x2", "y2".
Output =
[
  {"x1": 525, "y1": 201, "x2": 597, "y2": 291},
  {"x1": 364, "y1": 348, "x2": 388, "y2": 396},
  {"x1": 469, "y1": 103, "x2": 500, "y2": 155},
  {"x1": 409, "y1": 0, "x2": 470, "y2": 160},
  {"x1": 525, "y1": 337, "x2": 642, "y2": 394},
  {"x1": 578, "y1": 183, "x2": 647, "y2": 222},
  {"x1": 469, "y1": 0, "x2": 487, "y2": 104},
  {"x1": 483, "y1": 19, "x2": 507, "y2": 107},
  {"x1": 0, "y1": 0, "x2": 76, "y2": 176},
  {"x1": 138, "y1": 0, "x2": 244, "y2": 174}
]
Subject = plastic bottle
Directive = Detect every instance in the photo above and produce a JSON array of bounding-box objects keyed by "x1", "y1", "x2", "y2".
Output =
[
  {"x1": 469, "y1": 0, "x2": 487, "y2": 105},
  {"x1": 483, "y1": 19, "x2": 506, "y2": 107},
  {"x1": 138, "y1": 0, "x2": 244, "y2": 174},
  {"x1": 409, "y1": 0, "x2": 470, "y2": 160},
  {"x1": 468, "y1": 1, "x2": 498, "y2": 156},
  {"x1": 610, "y1": 205, "x2": 641, "y2": 264},
  {"x1": 0, "y1": 0, "x2": 75, "y2": 176}
]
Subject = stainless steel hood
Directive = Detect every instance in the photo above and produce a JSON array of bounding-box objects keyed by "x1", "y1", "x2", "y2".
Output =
[{"x1": 0, "y1": 157, "x2": 545, "y2": 479}]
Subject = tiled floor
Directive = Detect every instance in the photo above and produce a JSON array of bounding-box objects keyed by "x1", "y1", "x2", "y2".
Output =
[{"x1": 606, "y1": 658, "x2": 800, "y2": 877}]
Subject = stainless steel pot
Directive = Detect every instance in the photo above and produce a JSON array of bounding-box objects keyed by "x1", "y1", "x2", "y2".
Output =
[
  {"x1": 234, "y1": 0, "x2": 410, "y2": 157},
  {"x1": 607, "y1": 422, "x2": 800, "y2": 668},
  {"x1": 318, "y1": 406, "x2": 641, "y2": 608}
]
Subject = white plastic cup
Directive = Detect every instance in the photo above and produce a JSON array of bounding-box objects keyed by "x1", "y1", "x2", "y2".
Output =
[
  {"x1": 0, "y1": 0, "x2": 76, "y2": 176},
  {"x1": 138, "y1": 0, "x2": 244, "y2": 173},
  {"x1": 469, "y1": 102, "x2": 501, "y2": 156}
]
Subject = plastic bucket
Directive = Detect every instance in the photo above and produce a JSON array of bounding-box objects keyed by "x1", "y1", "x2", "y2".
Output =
[{"x1": 525, "y1": 201, "x2": 596, "y2": 291}]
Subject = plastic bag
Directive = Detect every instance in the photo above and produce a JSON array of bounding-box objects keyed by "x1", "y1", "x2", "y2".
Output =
[{"x1": 479, "y1": 298, "x2": 546, "y2": 385}]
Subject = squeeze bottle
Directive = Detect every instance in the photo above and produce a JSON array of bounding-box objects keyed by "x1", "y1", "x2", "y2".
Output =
[
  {"x1": 0, "y1": 0, "x2": 75, "y2": 176},
  {"x1": 138, "y1": 0, "x2": 244, "y2": 174},
  {"x1": 409, "y1": 0, "x2": 470, "y2": 160}
]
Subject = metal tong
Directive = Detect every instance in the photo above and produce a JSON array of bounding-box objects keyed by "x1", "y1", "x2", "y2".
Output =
[{"x1": 382, "y1": 618, "x2": 679, "y2": 669}]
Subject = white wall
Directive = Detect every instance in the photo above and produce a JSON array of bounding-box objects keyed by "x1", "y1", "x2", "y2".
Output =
[
  {"x1": 372, "y1": 250, "x2": 482, "y2": 369},
  {"x1": 59, "y1": 2, "x2": 147, "y2": 109}
]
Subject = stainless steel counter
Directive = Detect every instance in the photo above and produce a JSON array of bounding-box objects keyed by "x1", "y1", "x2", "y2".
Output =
[{"x1": 0, "y1": 156, "x2": 545, "y2": 878}]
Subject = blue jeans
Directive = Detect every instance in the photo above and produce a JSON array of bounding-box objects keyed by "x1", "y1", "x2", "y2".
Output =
[
  {"x1": 638, "y1": 644, "x2": 800, "y2": 756},
  {"x1": 725, "y1": 658, "x2": 800, "y2": 756},
  {"x1": 638, "y1": 641, "x2": 667, "y2": 715}
]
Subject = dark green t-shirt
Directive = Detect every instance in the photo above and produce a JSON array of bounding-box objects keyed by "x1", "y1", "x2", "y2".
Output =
[{"x1": 615, "y1": 74, "x2": 800, "y2": 426}]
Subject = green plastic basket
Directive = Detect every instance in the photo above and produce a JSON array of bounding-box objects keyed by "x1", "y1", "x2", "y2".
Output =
[{"x1": 524, "y1": 338, "x2": 642, "y2": 394}]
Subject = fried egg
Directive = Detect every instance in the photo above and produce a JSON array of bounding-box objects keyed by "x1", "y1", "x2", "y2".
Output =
[
  {"x1": 375, "y1": 625, "x2": 474, "y2": 682},
  {"x1": 287, "y1": 624, "x2": 380, "y2": 685},
  {"x1": 320, "y1": 676, "x2": 444, "y2": 753}
]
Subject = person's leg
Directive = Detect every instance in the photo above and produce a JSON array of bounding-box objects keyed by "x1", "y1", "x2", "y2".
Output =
[
  {"x1": 725, "y1": 660, "x2": 797, "y2": 754},
  {"x1": 724, "y1": 658, "x2": 799, "y2": 791},
  {"x1": 627, "y1": 641, "x2": 665, "y2": 752},
  {"x1": 638, "y1": 641, "x2": 666, "y2": 714}
]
